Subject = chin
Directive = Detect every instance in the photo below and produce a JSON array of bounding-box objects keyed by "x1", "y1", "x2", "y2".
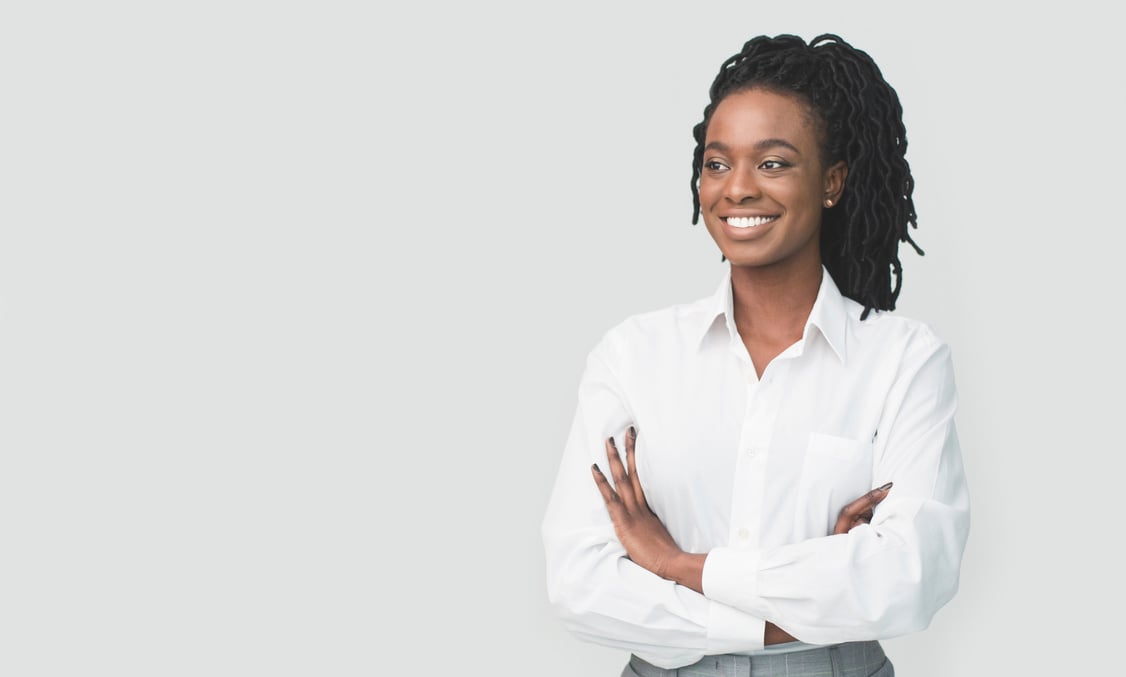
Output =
[{"x1": 722, "y1": 250, "x2": 769, "y2": 268}]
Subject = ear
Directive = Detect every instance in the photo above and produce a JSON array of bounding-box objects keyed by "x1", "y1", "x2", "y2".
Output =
[{"x1": 822, "y1": 161, "x2": 848, "y2": 207}]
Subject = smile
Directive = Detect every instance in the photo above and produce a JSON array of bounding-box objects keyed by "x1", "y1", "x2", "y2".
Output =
[{"x1": 724, "y1": 215, "x2": 779, "y2": 229}]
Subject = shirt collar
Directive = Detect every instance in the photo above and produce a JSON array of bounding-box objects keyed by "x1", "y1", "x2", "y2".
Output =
[{"x1": 696, "y1": 265, "x2": 850, "y2": 363}]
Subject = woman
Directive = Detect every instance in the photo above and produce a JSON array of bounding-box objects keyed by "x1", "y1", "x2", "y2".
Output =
[{"x1": 542, "y1": 34, "x2": 969, "y2": 676}]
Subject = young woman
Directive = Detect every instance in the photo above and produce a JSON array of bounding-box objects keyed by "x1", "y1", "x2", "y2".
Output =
[{"x1": 542, "y1": 34, "x2": 970, "y2": 676}]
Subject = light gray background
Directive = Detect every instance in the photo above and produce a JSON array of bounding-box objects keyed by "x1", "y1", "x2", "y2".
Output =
[{"x1": 2, "y1": 1, "x2": 1123, "y2": 675}]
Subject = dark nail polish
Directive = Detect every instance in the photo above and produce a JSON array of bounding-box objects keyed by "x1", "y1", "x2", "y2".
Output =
[
  {"x1": 878, "y1": 481, "x2": 893, "y2": 491},
  {"x1": 628, "y1": 426, "x2": 636, "y2": 439},
  {"x1": 608, "y1": 436, "x2": 616, "y2": 449},
  {"x1": 592, "y1": 463, "x2": 602, "y2": 473}
]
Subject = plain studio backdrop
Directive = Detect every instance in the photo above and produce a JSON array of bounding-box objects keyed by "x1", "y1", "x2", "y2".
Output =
[{"x1": 1, "y1": 1, "x2": 1123, "y2": 675}]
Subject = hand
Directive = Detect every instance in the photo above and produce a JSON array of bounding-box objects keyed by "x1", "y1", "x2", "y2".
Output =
[
  {"x1": 833, "y1": 482, "x2": 893, "y2": 535},
  {"x1": 591, "y1": 427, "x2": 683, "y2": 579}
]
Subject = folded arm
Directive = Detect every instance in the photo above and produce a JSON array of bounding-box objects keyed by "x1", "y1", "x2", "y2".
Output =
[
  {"x1": 591, "y1": 423, "x2": 894, "y2": 646},
  {"x1": 542, "y1": 348, "x2": 770, "y2": 668},
  {"x1": 702, "y1": 340, "x2": 970, "y2": 644}
]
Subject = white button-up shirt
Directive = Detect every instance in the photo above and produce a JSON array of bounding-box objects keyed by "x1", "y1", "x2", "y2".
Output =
[{"x1": 541, "y1": 267, "x2": 970, "y2": 669}]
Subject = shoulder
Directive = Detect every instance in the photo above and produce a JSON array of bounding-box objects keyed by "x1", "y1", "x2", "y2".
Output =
[
  {"x1": 844, "y1": 300, "x2": 954, "y2": 375},
  {"x1": 852, "y1": 304, "x2": 944, "y2": 346},
  {"x1": 589, "y1": 293, "x2": 716, "y2": 367}
]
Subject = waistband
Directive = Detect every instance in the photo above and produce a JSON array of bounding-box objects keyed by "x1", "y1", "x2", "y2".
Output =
[{"x1": 629, "y1": 641, "x2": 888, "y2": 677}]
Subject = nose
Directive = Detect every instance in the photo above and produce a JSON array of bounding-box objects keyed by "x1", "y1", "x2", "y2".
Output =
[{"x1": 724, "y1": 167, "x2": 761, "y2": 202}]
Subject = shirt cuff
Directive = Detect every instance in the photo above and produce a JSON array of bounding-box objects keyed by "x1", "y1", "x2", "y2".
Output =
[
  {"x1": 706, "y1": 599, "x2": 765, "y2": 653},
  {"x1": 703, "y1": 547, "x2": 764, "y2": 616}
]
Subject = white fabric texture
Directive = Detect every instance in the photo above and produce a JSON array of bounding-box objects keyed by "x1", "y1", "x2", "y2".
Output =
[{"x1": 541, "y1": 266, "x2": 970, "y2": 669}]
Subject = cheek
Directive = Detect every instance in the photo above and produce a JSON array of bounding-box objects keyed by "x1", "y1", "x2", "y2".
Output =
[
  {"x1": 775, "y1": 180, "x2": 821, "y2": 215},
  {"x1": 699, "y1": 209, "x2": 725, "y2": 245},
  {"x1": 698, "y1": 173, "x2": 725, "y2": 200},
  {"x1": 697, "y1": 181, "x2": 716, "y2": 205}
]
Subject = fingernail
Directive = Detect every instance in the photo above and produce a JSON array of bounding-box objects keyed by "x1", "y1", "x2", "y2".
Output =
[
  {"x1": 608, "y1": 436, "x2": 616, "y2": 449},
  {"x1": 628, "y1": 426, "x2": 636, "y2": 439},
  {"x1": 592, "y1": 463, "x2": 602, "y2": 474},
  {"x1": 878, "y1": 482, "x2": 893, "y2": 491}
]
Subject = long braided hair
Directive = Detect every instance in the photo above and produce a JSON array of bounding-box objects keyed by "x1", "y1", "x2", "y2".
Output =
[{"x1": 691, "y1": 34, "x2": 922, "y2": 318}]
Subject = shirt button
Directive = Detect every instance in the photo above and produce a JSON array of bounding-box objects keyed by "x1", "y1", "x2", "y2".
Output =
[
  {"x1": 737, "y1": 528, "x2": 750, "y2": 540},
  {"x1": 745, "y1": 446, "x2": 756, "y2": 457}
]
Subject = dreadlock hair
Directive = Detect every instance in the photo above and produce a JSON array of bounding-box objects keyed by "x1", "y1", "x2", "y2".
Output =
[{"x1": 690, "y1": 34, "x2": 922, "y2": 319}]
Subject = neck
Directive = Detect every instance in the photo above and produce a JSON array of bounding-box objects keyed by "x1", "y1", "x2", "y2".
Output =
[{"x1": 729, "y1": 260, "x2": 823, "y2": 343}]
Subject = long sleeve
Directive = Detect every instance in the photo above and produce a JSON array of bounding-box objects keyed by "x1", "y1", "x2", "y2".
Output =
[
  {"x1": 541, "y1": 342, "x2": 768, "y2": 668},
  {"x1": 702, "y1": 338, "x2": 971, "y2": 644}
]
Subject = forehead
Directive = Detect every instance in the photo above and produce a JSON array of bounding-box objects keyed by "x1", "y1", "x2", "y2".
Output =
[{"x1": 705, "y1": 88, "x2": 819, "y2": 149}]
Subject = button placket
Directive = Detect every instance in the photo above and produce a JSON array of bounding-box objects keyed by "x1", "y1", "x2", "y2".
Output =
[{"x1": 727, "y1": 362, "x2": 786, "y2": 549}]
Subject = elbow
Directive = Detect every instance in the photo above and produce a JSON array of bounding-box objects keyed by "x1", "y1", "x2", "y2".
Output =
[
  {"x1": 870, "y1": 498, "x2": 968, "y2": 636},
  {"x1": 830, "y1": 569, "x2": 956, "y2": 643},
  {"x1": 545, "y1": 563, "x2": 585, "y2": 624},
  {"x1": 887, "y1": 571, "x2": 960, "y2": 637},
  {"x1": 543, "y1": 534, "x2": 621, "y2": 629},
  {"x1": 547, "y1": 588, "x2": 598, "y2": 636},
  {"x1": 545, "y1": 550, "x2": 634, "y2": 646},
  {"x1": 836, "y1": 516, "x2": 965, "y2": 641},
  {"x1": 873, "y1": 537, "x2": 965, "y2": 638}
]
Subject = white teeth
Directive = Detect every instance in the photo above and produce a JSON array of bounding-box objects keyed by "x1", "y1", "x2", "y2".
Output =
[{"x1": 726, "y1": 215, "x2": 777, "y2": 228}]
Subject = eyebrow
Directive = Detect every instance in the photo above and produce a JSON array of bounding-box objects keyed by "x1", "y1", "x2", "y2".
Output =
[{"x1": 704, "y1": 138, "x2": 802, "y2": 155}]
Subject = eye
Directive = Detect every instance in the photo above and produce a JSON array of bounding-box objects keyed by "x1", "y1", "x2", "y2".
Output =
[
  {"x1": 759, "y1": 159, "x2": 789, "y2": 170},
  {"x1": 704, "y1": 160, "x2": 729, "y2": 172}
]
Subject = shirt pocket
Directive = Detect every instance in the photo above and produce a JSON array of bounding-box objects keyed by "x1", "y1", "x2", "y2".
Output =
[{"x1": 793, "y1": 432, "x2": 874, "y2": 538}]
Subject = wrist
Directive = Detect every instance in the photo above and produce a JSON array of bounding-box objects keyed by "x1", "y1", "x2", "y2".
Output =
[{"x1": 666, "y1": 551, "x2": 707, "y2": 594}]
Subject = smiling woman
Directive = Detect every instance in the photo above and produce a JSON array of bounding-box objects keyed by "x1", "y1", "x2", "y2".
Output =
[{"x1": 542, "y1": 34, "x2": 969, "y2": 677}]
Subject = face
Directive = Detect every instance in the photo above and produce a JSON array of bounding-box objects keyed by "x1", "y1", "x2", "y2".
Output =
[{"x1": 698, "y1": 88, "x2": 846, "y2": 273}]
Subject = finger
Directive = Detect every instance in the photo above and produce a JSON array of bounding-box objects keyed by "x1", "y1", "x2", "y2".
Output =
[
  {"x1": 870, "y1": 481, "x2": 893, "y2": 506},
  {"x1": 590, "y1": 463, "x2": 621, "y2": 507},
  {"x1": 853, "y1": 511, "x2": 874, "y2": 529},
  {"x1": 834, "y1": 483, "x2": 892, "y2": 535},
  {"x1": 838, "y1": 483, "x2": 893, "y2": 521},
  {"x1": 605, "y1": 437, "x2": 637, "y2": 510},
  {"x1": 625, "y1": 426, "x2": 648, "y2": 507},
  {"x1": 835, "y1": 494, "x2": 877, "y2": 531},
  {"x1": 835, "y1": 511, "x2": 874, "y2": 536}
]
